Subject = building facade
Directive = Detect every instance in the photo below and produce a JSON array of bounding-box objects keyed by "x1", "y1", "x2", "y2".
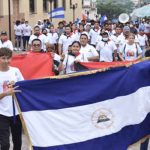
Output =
[
  {"x1": 0, "y1": 0, "x2": 83, "y2": 41},
  {"x1": 82, "y1": 0, "x2": 97, "y2": 21}
]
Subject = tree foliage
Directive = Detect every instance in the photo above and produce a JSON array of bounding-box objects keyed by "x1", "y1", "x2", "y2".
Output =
[{"x1": 97, "y1": 0, "x2": 134, "y2": 19}]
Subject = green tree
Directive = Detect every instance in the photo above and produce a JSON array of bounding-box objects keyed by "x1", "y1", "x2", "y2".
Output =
[{"x1": 97, "y1": 0, "x2": 134, "y2": 19}]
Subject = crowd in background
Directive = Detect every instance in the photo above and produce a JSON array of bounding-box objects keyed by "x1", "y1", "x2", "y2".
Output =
[{"x1": 0, "y1": 18, "x2": 150, "y2": 75}]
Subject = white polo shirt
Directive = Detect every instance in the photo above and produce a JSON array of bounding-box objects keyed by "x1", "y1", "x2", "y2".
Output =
[
  {"x1": 47, "y1": 32, "x2": 58, "y2": 45},
  {"x1": 89, "y1": 28, "x2": 101, "y2": 46},
  {"x1": 58, "y1": 34, "x2": 76, "y2": 54},
  {"x1": 0, "y1": 40, "x2": 13, "y2": 51},
  {"x1": 80, "y1": 44, "x2": 99, "y2": 62},
  {"x1": 29, "y1": 34, "x2": 48, "y2": 51},
  {"x1": 96, "y1": 40, "x2": 117, "y2": 62},
  {"x1": 136, "y1": 34, "x2": 148, "y2": 47}
]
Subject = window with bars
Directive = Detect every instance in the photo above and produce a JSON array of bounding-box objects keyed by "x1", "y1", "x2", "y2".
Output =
[{"x1": 43, "y1": 0, "x2": 48, "y2": 12}]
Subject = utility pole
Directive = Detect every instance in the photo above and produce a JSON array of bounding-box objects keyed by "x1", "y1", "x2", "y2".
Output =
[{"x1": 8, "y1": 0, "x2": 11, "y2": 40}]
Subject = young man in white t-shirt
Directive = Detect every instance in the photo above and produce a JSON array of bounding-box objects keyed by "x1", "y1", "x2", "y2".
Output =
[
  {"x1": 80, "y1": 33, "x2": 99, "y2": 62},
  {"x1": 22, "y1": 21, "x2": 32, "y2": 51},
  {"x1": 58, "y1": 25, "x2": 76, "y2": 55},
  {"x1": 96, "y1": 32, "x2": 117, "y2": 62},
  {"x1": 0, "y1": 47, "x2": 24, "y2": 150},
  {"x1": 0, "y1": 31, "x2": 13, "y2": 51},
  {"x1": 89, "y1": 21, "x2": 101, "y2": 47},
  {"x1": 137, "y1": 28, "x2": 149, "y2": 57},
  {"x1": 28, "y1": 26, "x2": 48, "y2": 51}
]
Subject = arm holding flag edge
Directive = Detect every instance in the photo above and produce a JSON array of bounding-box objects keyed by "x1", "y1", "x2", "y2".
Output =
[{"x1": 49, "y1": 58, "x2": 150, "y2": 80}]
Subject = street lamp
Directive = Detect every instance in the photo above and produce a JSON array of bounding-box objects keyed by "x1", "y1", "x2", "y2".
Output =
[{"x1": 70, "y1": 3, "x2": 78, "y2": 23}]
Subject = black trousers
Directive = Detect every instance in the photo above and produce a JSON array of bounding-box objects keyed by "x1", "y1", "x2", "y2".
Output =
[
  {"x1": 140, "y1": 138, "x2": 149, "y2": 150},
  {"x1": 22, "y1": 36, "x2": 30, "y2": 50},
  {"x1": 0, "y1": 115, "x2": 22, "y2": 150}
]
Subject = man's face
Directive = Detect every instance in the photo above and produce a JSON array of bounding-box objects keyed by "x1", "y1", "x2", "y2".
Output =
[
  {"x1": 115, "y1": 27, "x2": 122, "y2": 34},
  {"x1": 34, "y1": 27, "x2": 40, "y2": 35},
  {"x1": 32, "y1": 40, "x2": 41, "y2": 52},
  {"x1": 80, "y1": 35, "x2": 88, "y2": 46},
  {"x1": 65, "y1": 27, "x2": 71, "y2": 34},
  {"x1": 1, "y1": 35, "x2": 7, "y2": 41},
  {"x1": 94, "y1": 23, "x2": 99, "y2": 29}
]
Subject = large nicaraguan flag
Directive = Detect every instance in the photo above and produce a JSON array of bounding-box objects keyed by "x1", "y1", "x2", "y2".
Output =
[
  {"x1": 49, "y1": 7, "x2": 65, "y2": 18},
  {"x1": 15, "y1": 60, "x2": 150, "y2": 150}
]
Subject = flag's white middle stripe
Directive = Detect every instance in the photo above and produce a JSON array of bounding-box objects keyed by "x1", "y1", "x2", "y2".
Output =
[
  {"x1": 22, "y1": 86, "x2": 150, "y2": 147},
  {"x1": 51, "y1": 10, "x2": 64, "y2": 17}
]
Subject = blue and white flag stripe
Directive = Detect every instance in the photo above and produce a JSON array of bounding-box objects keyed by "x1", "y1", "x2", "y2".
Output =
[
  {"x1": 15, "y1": 60, "x2": 150, "y2": 150},
  {"x1": 49, "y1": 7, "x2": 64, "y2": 18}
]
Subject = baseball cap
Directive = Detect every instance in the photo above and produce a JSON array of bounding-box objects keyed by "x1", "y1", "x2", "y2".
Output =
[{"x1": 123, "y1": 26, "x2": 130, "y2": 32}]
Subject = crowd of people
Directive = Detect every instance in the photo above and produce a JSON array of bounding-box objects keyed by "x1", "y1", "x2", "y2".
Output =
[
  {"x1": 0, "y1": 17, "x2": 150, "y2": 150},
  {"x1": 0, "y1": 18, "x2": 150, "y2": 75}
]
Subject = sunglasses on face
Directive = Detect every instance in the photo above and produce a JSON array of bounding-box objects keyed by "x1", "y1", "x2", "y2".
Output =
[{"x1": 33, "y1": 44, "x2": 41, "y2": 47}]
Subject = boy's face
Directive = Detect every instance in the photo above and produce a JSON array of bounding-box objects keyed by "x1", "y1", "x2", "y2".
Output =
[{"x1": 0, "y1": 55, "x2": 11, "y2": 67}]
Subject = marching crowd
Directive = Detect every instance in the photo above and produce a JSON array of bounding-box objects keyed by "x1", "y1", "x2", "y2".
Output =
[
  {"x1": 0, "y1": 17, "x2": 150, "y2": 150},
  {"x1": 0, "y1": 18, "x2": 150, "y2": 75}
]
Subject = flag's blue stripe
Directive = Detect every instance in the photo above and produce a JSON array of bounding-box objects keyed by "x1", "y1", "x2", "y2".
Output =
[
  {"x1": 52, "y1": 15, "x2": 64, "y2": 18},
  {"x1": 15, "y1": 61, "x2": 150, "y2": 111},
  {"x1": 32, "y1": 113, "x2": 150, "y2": 150},
  {"x1": 49, "y1": 7, "x2": 64, "y2": 13}
]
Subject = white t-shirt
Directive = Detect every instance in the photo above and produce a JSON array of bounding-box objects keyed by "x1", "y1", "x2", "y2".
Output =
[
  {"x1": 29, "y1": 34, "x2": 48, "y2": 51},
  {"x1": 0, "y1": 67, "x2": 24, "y2": 117},
  {"x1": 14, "y1": 24, "x2": 23, "y2": 36},
  {"x1": 22, "y1": 24, "x2": 32, "y2": 36},
  {"x1": 63, "y1": 53, "x2": 87, "y2": 74},
  {"x1": 58, "y1": 34, "x2": 76, "y2": 54},
  {"x1": 96, "y1": 40, "x2": 117, "y2": 62},
  {"x1": 47, "y1": 32, "x2": 58, "y2": 44},
  {"x1": 119, "y1": 43, "x2": 142, "y2": 61},
  {"x1": 0, "y1": 40, "x2": 13, "y2": 51},
  {"x1": 144, "y1": 23, "x2": 150, "y2": 33},
  {"x1": 136, "y1": 34, "x2": 148, "y2": 47},
  {"x1": 80, "y1": 44, "x2": 99, "y2": 62},
  {"x1": 117, "y1": 33, "x2": 139, "y2": 48},
  {"x1": 89, "y1": 28, "x2": 101, "y2": 46}
]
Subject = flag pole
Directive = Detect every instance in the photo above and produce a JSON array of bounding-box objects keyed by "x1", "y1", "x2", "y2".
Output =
[{"x1": 13, "y1": 95, "x2": 33, "y2": 150}]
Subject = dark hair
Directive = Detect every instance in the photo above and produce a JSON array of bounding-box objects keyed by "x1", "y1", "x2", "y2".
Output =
[
  {"x1": 80, "y1": 33, "x2": 88, "y2": 39},
  {"x1": 15, "y1": 20, "x2": 21, "y2": 26},
  {"x1": 34, "y1": 26, "x2": 40, "y2": 30},
  {"x1": 72, "y1": 41, "x2": 81, "y2": 48},
  {"x1": 145, "y1": 50, "x2": 150, "y2": 57},
  {"x1": 0, "y1": 47, "x2": 12, "y2": 58},
  {"x1": 42, "y1": 28, "x2": 47, "y2": 33},
  {"x1": 32, "y1": 39, "x2": 42, "y2": 45},
  {"x1": 65, "y1": 24, "x2": 71, "y2": 29},
  {"x1": 101, "y1": 32, "x2": 109, "y2": 36}
]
